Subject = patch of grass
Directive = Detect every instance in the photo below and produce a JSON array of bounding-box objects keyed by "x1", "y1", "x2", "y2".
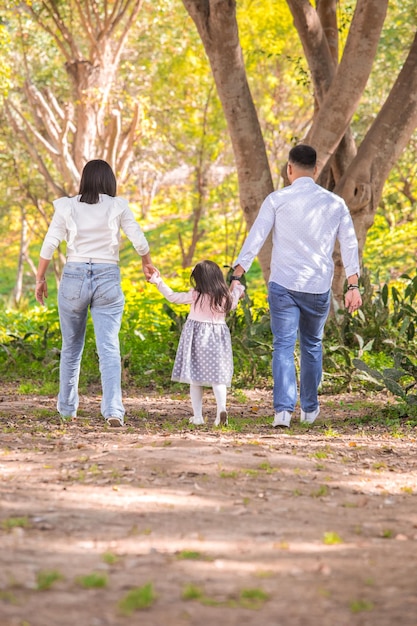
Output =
[
  {"x1": 323, "y1": 531, "x2": 343, "y2": 545},
  {"x1": 181, "y1": 584, "x2": 269, "y2": 609},
  {"x1": 176, "y1": 550, "x2": 209, "y2": 561},
  {"x1": 118, "y1": 583, "x2": 156, "y2": 615},
  {"x1": 18, "y1": 382, "x2": 59, "y2": 395},
  {"x1": 323, "y1": 426, "x2": 341, "y2": 437},
  {"x1": 1, "y1": 516, "x2": 29, "y2": 531},
  {"x1": 0, "y1": 590, "x2": 18, "y2": 604},
  {"x1": 381, "y1": 528, "x2": 394, "y2": 538},
  {"x1": 239, "y1": 587, "x2": 270, "y2": 609},
  {"x1": 311, "y1": 448, "x2": 329, "y2": 459},
  {"x1": 233, "y1": 389, "x2": 248, "y2": 403},
  {"x1": 182, "y1": 584, "x2": 204, "y2": 600},
  {"x1": 36, "y1": 570, "x2": 63, "y2": 590},
  {"x1": 32, "y1": 408, "x2": 57, "y2": 419},
  {"x1": 258, "y1": 461, "x2": 279, "y2": 473},
  {"x1": 349, "y1": 599, "x2": 374, "y2": 613},
  {"x1": 102, "y1": 552, "x2": 118, "y2": 565},
  {"x1": 244, "y1": 468, "x2": 259, "y2": 477},
  {"x1": 372, "y1": 461, "x2": 387, "y2": 470},
  {"x1": 75, "y1": 573, "x2": 108, "y2": 588},
  {"x1": 219, "y1": 470, "x2": 239, "y2": 479},
  {"x1": 310, "y1": 485, "x2": 329, "y2": 498}
]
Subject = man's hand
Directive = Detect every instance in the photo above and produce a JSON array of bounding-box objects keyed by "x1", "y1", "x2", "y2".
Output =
[
  {"x1": 345, "y1": 287, "x2": 362, "y2": 314},
  {"x1": 228, "y1": 264, "x2": 245, "y2": 292}
]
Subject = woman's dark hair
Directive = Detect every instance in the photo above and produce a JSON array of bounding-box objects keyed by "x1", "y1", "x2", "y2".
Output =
[
  {"x1": 190, "y1": 260, "x2": 232, "y2": 314},
  {"x1": 288, "y1": 144, "x2": 317, "y2": 169},
  {"x1": 78, "y1": 159, "x2": 117, "y2": 204}
]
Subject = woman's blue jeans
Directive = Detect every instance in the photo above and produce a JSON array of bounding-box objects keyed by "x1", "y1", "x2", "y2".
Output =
[
  {"x1": 268, "y1": 282, "x2": 331, "y2": 414},
  {"x1": 57, "y1": 262, "x2": 125, "y2": 420}
]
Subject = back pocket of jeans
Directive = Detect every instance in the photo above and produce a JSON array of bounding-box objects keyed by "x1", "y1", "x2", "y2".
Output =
[
  {"x1": 95, "y1": 275, "x2": 123, "y2": 304},
  {"x1": 59, "y1": 273, "x2": 84, "y2": 300}
]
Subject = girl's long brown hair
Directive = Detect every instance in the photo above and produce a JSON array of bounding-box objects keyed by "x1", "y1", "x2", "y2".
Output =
[{"x1": 191, "y1": 260, "x2": 232, "y2": 314}]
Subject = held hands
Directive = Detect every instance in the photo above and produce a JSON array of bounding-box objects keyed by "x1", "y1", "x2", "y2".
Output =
[
  {"x1": 141, "y1": 254, "x2": 157, "y2": 281},
  {"x1": 35, "y1": 279, "x2": 48, "y2": 306},
  {"x1": 148, "y1": 269, "x2": 162, "y2": 285}
]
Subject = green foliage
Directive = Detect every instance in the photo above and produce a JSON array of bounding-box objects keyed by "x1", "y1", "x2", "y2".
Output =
[
  {"x1": 239, "y1": 587, "x2": 270, "y2": 607},
  {"x1": 182, "y1": 584, "x2": 204, "y2": 601},
  {"x1": 351, "y1": 271, "x2": 417, "y2": 406},
  {"x1": 75, "y1": 573, "x2": 108, "y2": 588},
  {"x1": 323, "y1": 531, "x2": 343, "y2": 545},
  {"x1": 36, "y1": 570, "x2": 63, "y2": 591},
  {"x1": 118, "y1": 583, "x2": 156, "y2": 615},
  {"x1": 1, "y1": 516, "x2": 29, "y2": 531}
]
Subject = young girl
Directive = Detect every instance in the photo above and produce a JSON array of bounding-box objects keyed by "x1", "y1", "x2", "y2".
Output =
[{"x1": 149, "y1": 260, "x2": 244, "y2": 426}]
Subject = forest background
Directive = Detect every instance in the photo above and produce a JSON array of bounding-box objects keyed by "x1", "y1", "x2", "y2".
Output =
[{"x1": 0, "y1": 0, "x2": 417, "y2": 414}]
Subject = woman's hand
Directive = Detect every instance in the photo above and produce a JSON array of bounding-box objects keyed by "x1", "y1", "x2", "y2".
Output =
[
  {"x1": 35, "y1": 279, "x2": 48, "y2": 305},
  {"x1": 141, "y1": 254, "x2": 157, "y2": 280}
]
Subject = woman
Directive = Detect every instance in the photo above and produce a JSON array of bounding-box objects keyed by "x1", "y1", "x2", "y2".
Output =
[{"x1": 35, "y1": 159, "x2": 155, "y2": 427}]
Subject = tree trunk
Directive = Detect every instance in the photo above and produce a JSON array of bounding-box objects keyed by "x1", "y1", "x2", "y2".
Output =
[
  {"x1": 13, "y1": 208, "x2": 29, "y2": 307},
  {"x1": 182, "y1": 0, "x2": 274, "y2": 281},
  {"x1": 332, "y1": 31, "x2": 417, "y2": 301}
]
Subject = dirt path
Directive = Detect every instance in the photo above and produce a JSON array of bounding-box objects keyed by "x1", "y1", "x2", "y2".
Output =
[{"x1": 0, "y1": 388, "x2": 416, "y2": 626}]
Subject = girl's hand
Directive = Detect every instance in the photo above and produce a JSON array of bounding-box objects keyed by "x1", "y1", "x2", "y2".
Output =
[{"x1": 148, "y1": 270, "x2": 161, "y2": 285}]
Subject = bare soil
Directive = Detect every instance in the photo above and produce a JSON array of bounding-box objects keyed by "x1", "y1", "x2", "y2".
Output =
[{"x1": 0, "y1": 386, "x2": 416, "y2": 626}]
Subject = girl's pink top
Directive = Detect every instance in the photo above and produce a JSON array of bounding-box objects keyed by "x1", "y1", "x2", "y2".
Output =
[{"x1": 151, "y1": 275, "x2": 244, "y2": 323}]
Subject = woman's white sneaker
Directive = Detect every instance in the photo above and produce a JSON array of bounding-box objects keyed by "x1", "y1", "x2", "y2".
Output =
[{"x1": 106, "y1": 417, "x2": 124, "y2": 427}]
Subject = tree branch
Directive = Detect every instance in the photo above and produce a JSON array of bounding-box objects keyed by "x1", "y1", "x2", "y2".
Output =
[
  {"x1": 306, "y1": 0, "x2": 389, "y2": 171},
  {"x1": 4, "y1": 103, "x2": 66, "y2": 197}
]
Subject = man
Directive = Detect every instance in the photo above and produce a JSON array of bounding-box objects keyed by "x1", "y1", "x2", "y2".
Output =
[{"x1": 231, "y1": 144, "x2": 362, "y2": 427}]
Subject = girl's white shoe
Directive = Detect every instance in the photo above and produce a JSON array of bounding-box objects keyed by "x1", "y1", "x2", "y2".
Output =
[
  {"x1": 214, "y1": 411, "x2": 228, "y2": 426},
  {"x1": 189, "y1": 416, "x2": 204, "y2": 425}
]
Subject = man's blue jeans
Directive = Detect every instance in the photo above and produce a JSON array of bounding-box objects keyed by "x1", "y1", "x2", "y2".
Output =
[
  {"x1": 268, "y1": 282, "x2": 331, "y2": 414},
  {"x1": 57, "y1": 262, "x2": 125, "y2": 420}
]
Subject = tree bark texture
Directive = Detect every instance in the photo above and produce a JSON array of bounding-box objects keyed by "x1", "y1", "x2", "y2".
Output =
[
  {"x1": 332, "y1": 31, "x2": 417, "y2": 300},
  {"x1": 182, "y1": 0, "x2": 274, "y2": 281}
]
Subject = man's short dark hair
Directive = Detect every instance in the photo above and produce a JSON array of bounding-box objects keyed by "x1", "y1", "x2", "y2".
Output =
[{"x1": 288, "y1": 144, "x2": 317, "y2": 169}]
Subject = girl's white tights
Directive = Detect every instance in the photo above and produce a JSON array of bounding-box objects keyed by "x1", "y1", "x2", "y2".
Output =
[{"x1": 189, "y1": 383, "x2": 228, "y2": 426}]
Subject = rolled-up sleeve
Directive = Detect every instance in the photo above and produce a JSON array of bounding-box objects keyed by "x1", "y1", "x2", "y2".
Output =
[{"x1": 338, "y1": 207, "x2": 360, "y2": 278}]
